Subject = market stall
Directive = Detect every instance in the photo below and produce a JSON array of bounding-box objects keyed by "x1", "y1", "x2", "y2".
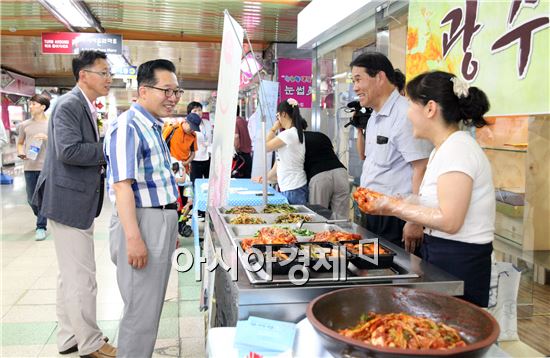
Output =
[{"x1": 202, "y1": 204, "x2": 463, "y2": 328}]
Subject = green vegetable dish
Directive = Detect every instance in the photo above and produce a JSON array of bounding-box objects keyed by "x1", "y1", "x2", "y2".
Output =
[
  {"x1": 263, "y1": 204, "x2": 298, "y2": 214},
  {"x1": 292, "y1": 228, "x2": 315, "y2": 236}
]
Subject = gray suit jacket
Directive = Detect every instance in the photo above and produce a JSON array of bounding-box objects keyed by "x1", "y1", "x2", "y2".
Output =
[{"x1": 33, "y1": 86, "x2": 105, "y2": 230}]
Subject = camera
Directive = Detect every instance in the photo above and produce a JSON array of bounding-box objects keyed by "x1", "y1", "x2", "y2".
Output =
[{"x1": 343, "y1": 101, "x2": 372, "y2": 130}]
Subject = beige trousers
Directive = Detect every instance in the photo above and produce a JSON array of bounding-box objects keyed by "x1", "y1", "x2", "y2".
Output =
[
  {"x1": 309, "y1": 167, "x2": 350, "y2": 220},
  {"x1": 51, "y1": 219, "x2": 104, "y2": 355}
]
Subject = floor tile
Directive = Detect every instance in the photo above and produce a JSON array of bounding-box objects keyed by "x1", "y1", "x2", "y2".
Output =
[
  {"x1": 30, "y1": 276, "x2": 58, "y2": 290},
  {"x1": 0, "y1": 344, "x2": 44, "y2": 357},
  {"x1": 18, "y1": 289, "x2": 57, "y2": 305},
  {"x1": 2, "y1": 304, "x2": 57, "y2": 323},
  {"x1": 179, "y1": 301, "x2": 203, "y2": 318},
  {"x1": 1, "y1": 321, "x2": 57, "y2": 345},
  {"x1": 2, "y1": 274, "x2": 40, "y2": 290},
  {"x1": 180, "y1": 337, "x2": 206, "y2": 358},
  {"x1": 157, "y1": 318, "x2": 179, "y2": 340},
  {"x1": 38, "y1": 343, "x2": 74, "y2": 357},
  {"x1": 179, "y1": 317, "x2": 205, "y2": 339},
  {"x1": 46, "y1": 320, "x2": 120, "y2": 346},
  {"x1": 161, "y1": 301, "x2": 179, "y2": 319},
  {"x1": 179, "y1": 285, "x2": 202, "y2": 301},
  {"x1": 1, "y1": 289, "x2": 26, "y2": 307},
  {"x1": 153, "y1": 338, "x2": 180, "y2": 357}
]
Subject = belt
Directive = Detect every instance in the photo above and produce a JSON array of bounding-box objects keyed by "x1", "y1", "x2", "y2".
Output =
[{"x1": 150, "y1": 203, "x2": 178, "y2": 210}]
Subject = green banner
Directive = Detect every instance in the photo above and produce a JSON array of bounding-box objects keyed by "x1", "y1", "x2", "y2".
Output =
[{"x1": 406, "y1": 0, "x2": 549, "y2": 116}]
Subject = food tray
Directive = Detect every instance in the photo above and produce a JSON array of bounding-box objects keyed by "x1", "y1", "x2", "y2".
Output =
[
  {"x1": 297, "y1": 242, "x2": 351, "y2": 273},
  {"x1": 222, "y1": 213, "x2": 325, "y2": 225},
  {"x1": 248, "y1": 244, "x2": 301, "y2": 275},
  {"x1": 339, "y1": 240, "x2": 396, "y2": 269},
  {"x1": 227, "y1": 223, "x2": 344, "y2": 240},
  {"x1": 218, "y1": 204, "x2": 316, "y2": 215}
]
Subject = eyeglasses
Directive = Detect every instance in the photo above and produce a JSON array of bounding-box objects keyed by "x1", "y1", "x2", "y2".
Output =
[
  {"x1": 83, "y1": 69, "x2": 114, "y2": 79},
  {"x1": 144, "y1": 86, "x2": 185, "y2": 98}
]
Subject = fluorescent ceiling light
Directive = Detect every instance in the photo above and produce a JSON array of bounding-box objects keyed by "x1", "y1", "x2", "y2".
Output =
[
  {"x1": 331, "y1": 72, "x2": 348, "y2": 80},
  {"x1": 38, "y1": 0, "x2": 103, "y2": 32},
  {"x1": 107, "y1": 54, "x2": 131, "y2": 68}
]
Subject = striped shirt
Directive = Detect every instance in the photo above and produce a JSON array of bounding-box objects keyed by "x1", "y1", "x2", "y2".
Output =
[{"x1": 104, "y1": 103, "x2": 178, "y2": 207}]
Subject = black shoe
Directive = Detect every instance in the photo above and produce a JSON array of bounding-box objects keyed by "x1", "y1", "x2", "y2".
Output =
[{"x1": 59, "y1": 337, "x2": 109, "y2": 355}]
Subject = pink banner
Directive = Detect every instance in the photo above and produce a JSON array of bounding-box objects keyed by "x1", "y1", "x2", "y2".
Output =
[
  {"x1": 0, "y1": 70, "x2": 35, "y2": 97},
  {"x1": 278, "y1": 58, "x2": 312, "y2": 108}
]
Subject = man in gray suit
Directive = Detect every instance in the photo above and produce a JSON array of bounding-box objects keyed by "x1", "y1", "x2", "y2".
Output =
[{"x1": 33, "y1": 50, "x2": 117, "y2": 358}]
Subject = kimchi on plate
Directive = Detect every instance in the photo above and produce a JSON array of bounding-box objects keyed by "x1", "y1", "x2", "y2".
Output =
[{"x1": 338, "y1": 312, "x2": 467, "y2": 350}]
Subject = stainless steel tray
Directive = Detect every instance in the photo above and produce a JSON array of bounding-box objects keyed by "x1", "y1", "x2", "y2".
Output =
[
  {"x1": 221, "y1": 213, "x2": 326, "y2": 225},
  {"x1": 231, "y1": 235, "x2": 419, "y2": 285},
  {"x1": 218, "y1": 204, "x2": 316, "y2": 215},
  {"x1": 227, "y1": 223, "x2": 345, "y2": 238},
  {"x1": 241, "y1": 257, "x2": 419, "y2": 285}
]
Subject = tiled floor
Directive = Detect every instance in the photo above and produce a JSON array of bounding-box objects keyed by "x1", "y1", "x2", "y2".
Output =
[{"x1": 1, "y1": 170, "x2": 206, "y2": 357}]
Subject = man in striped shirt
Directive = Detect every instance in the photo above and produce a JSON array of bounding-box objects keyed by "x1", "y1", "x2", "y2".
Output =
[{"x1": 104, "y1": 59, "x2": 183, "y2": 357}]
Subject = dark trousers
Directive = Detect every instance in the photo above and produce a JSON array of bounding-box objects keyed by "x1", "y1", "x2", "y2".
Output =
[
  {"x1": 360, "y1": 213, "x2": 405, "y2": 247},
  {"x1": 422, "y1": 234, "x2": 493, "y2": 307},
  {"x1": 238, "y1": 152, "x2": 252, "y2": 178},
  {"x1": 190, "y1": 159, "x2": 210, "y2": 184},
  {"x1": 24, "y1": 171, "x2": 47, "y2": 230}
]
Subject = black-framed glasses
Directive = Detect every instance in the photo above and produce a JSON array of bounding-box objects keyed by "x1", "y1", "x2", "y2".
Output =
[
  {"x1": 83, "y1": 69, "x2": 114, "y2": 79},
  {"x1": 144, "y1": 86, "x2": 185, "y2": 98}
]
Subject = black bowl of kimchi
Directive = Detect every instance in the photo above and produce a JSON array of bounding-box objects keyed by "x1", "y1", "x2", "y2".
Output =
[{"x1": 306, "y1": 286, "x2": 499, "y2": 357}]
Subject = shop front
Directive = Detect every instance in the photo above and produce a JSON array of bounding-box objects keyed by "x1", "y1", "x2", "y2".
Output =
[{"x1": 294, "y1": 0, "x2": 549, "y2": 353}]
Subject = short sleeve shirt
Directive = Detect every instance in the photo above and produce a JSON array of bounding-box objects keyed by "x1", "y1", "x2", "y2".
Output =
[
  {"x1": 18, "y1": 119, "x2": 48, "y2": 171},
  {"x1": 276, "y1": 127, "x2": 307, "y2": 191},
  {"x1": 360, "y1": 90, "x2": 432, "y2": 195},
  {"x1": 104, "y1": 103, "x2": 178, "y2": 207},
  {"x1": 419, "y1": 131, "x2": 495, "y2": 244}
]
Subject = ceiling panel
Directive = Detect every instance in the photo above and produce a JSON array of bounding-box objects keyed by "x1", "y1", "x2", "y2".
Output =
[{"x1": 1, "y1": 0, "x2": 310, "y2": 81}]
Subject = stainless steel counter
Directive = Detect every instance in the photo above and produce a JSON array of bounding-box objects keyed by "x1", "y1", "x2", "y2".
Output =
[{"x1": 204, "y1": 206, "x2": 464, "y2": 327}]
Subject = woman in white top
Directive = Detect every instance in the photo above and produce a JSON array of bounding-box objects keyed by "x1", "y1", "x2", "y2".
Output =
[
  {"x1": 263, "y1": 98, "x2": 308, "y2": 204},
  {"x1": 357, "y1": 71, "x2": 494, "y2": 307}
]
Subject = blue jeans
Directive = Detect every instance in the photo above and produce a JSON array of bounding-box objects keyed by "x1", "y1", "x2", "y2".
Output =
[
  {"x1": 282, "y1": 184, "x2": 308, "y2": 205},
  {"x1": 24, "y1": 171, "x2": 47, "y2": 230}
]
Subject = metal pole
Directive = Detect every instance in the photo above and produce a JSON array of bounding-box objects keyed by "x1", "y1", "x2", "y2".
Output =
[{"x1": 226, "y1": 10, "x2": 270, "y2": 204}]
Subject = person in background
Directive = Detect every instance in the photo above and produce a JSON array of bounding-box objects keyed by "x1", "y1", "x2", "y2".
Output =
[
  {"x1": 357, "y1": 71, "x2": 494, "y2": 307},
  {"x1": 234, "y1": 105, "x2": 253, "y2": 178},
  {"x1": 33, "y1": 50, "x2": 116, "y2": 358},
  {"x1": 187, "y1": 101, "x2": 211, "y2": 183},
  {"x1": 302, "y1": 120, "x2": 350, "y2": 219},
  {"x1": 104, "y1": 59, "x2": 181, "y2": 356},
  {"x1": 162, "y1": 117, "x2": 197, "y2": 173},
  {"x1": 394, "y1": 69, "x2": 406, "y2": 95},
  {"x1": 17, "y1": 94, "x2": 50, "y2": 241},
  {"x1": 351, "y1": 52, "x2": 431, "y2": 253},
  {"x1": 254, "y1": 98, "x2": 308, "y2": 205}
]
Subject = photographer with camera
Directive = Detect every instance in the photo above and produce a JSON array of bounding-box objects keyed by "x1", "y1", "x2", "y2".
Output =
[{"x1": 351, "y1": 52, "x2": 431, "y2": 253}]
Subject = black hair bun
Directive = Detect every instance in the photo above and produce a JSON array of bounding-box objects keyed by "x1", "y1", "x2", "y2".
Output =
[{"x1": 458, "y1": 86, "x2": 490, "y2": 128}]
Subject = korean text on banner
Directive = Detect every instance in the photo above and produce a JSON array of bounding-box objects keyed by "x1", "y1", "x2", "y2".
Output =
[
  {"x1": 278, "y1": 58, "x2": 313, "y2": 109},
  {"x1": 207, "y1": 12, "x2": 244, "y2": 208},
  {"x1": 42, "y1": 32, "x2": 123, "y2": 55},
  {"x1": 406, "y1": 0, "x2": 549, "y2": 116}
]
